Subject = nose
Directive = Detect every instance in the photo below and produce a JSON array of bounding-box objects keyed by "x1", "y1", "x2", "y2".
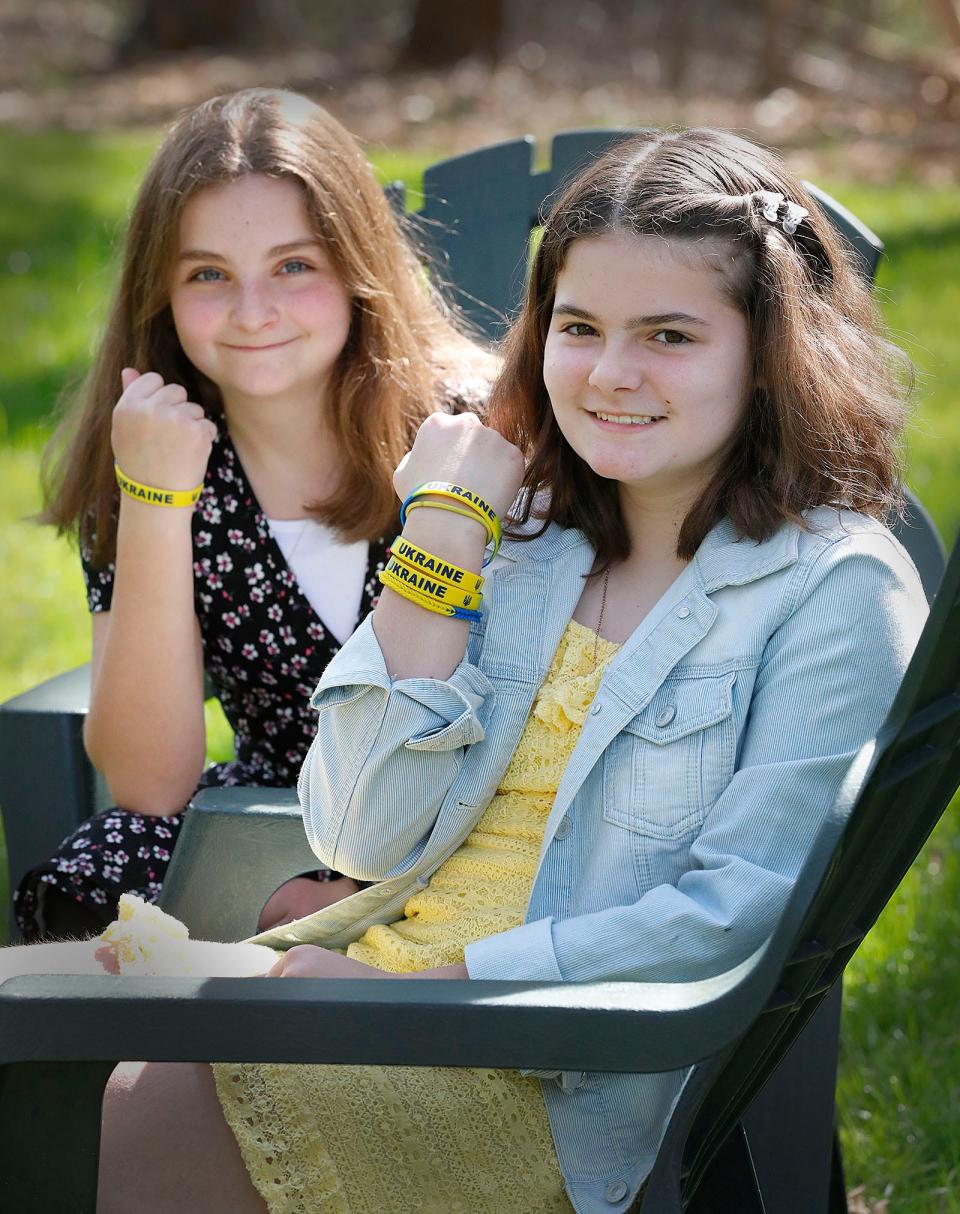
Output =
[
  {"x1": 587, "y1": 339, "x2": 644, "y2": 395},
  {"x1": 230, "y1": 279, "x2": 278, "y2": 331}
]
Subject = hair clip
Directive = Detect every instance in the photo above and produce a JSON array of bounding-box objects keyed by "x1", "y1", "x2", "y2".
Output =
[
  {"x1": 753, "y1": 190, "x2": 809, "y2": 236},
  {"x1": 781, "y1": 201, "x2": 809, "y2": 235},
  {"x1": 756, "y1": 190, "x2": 784, "y2": 223}
]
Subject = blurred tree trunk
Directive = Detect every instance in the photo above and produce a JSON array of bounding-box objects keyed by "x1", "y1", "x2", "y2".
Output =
[
  {"x1": 116, "y1": 0, "x2": 306, "y2": 62},
  {"x1": 758, "y1": 0, "x2": 802, "y2": 94},
  {"x1": 927, "y1": 0, "x2": 960, "y2": 46},
  {"x1": 658, "y1": 0, "x2": 690, "y2": 92},
  {"x1": 397, "y1": 0, "x2": 504, "y2": 68}
]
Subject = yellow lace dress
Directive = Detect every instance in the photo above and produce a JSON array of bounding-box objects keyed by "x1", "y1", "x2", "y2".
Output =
[{"x1": 213, "y1": 620, "x2": 620, "y2": 1214}]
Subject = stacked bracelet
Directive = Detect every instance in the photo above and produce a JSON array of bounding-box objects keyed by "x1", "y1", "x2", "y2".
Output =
[
  {"x1": 382, "y1": 556, "x2": 481, "y2": 610},
  {"x1": 115, "y1": 464, "x2": 203, "y2": 508},
  {"x1": 390, "y1": 535, "x2": 484, "y2": 594},
  {"x1": 378, "y1": 566, "x2": 482, "y2": 622},
  {"x1": 404, "y1": 498, "x2": 490, "y2": 538},
  {"x1": 399, "y1": 481, "x2": 502, "y2": 564}
]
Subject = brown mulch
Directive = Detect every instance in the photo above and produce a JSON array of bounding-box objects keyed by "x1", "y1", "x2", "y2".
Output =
[{"x1": 848, "y1": 1184, "x2": 892, "y2": 1214}]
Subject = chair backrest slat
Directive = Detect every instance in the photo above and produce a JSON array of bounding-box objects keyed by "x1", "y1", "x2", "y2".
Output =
[{"x1": 403, "y1": 130, "x2": 885, "y2": 341}]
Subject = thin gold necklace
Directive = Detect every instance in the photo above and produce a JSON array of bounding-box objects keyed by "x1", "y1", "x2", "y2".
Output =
[{"x1": 593, "y1": 566, "x2": 611, "y2": 666}]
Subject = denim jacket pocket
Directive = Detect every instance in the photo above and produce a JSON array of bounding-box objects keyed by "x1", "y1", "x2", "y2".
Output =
[{"x1": 603, "y1": 671, "x2": 737, "y2": 839}]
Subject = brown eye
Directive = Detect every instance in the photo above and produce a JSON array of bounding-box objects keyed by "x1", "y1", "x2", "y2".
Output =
[{"x1": 653, "y1": 329, "x2": 689, "y2": 345}]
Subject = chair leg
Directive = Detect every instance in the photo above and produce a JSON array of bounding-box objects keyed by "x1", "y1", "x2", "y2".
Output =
[
  {"x1": 685, "y1": 1124, "x2": 767, "y2": 1214},
  {"x1": 0, "y1": 1059, "x2": 115, "y2": 1212},
  {"x1": 828, "y1": 1124, "x2": 849, "y2": 1214}
]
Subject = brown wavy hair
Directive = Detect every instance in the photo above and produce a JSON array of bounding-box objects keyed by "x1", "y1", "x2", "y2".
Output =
[
  {"x1": 488, "y1": 128, "x2": 909, "y2": 565},
  {"x1": 42, "y1": 88, "x2": 491, "y2": 563}
]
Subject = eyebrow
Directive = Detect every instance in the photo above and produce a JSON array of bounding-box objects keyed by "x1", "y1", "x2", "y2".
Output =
[
  {"x1": 552, "y1": 303, "x2": 711, "y2": 328},
  {"x1": 177, "y1": 239, "x2": 324, "y2": 263}
]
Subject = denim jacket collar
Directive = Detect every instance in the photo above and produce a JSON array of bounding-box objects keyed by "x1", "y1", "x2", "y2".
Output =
[
  {"x1": 693, "y1": 516, "x2": 801, "y2": 591},
  {"x1": 496, "y1": 514, "x2": 800, "y2": 591}
]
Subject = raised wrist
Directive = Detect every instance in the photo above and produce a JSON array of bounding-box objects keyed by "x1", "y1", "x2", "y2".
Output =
[{"x1": 401, "y1": 507, "x2": 487, "y2": 569}]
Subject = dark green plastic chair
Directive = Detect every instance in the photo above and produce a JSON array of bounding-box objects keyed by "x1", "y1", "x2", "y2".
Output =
[
  {"x1": 0, "y1": 131, "x2": 952, "y2": 1213},
  {"x1": 1, "y1": 522, "x2": 958, "y2": 1213}
]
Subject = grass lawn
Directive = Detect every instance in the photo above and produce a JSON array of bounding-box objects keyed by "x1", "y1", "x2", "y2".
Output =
[{"x1": 0, "y1": 126, "x2": 958, "y2": 1210}]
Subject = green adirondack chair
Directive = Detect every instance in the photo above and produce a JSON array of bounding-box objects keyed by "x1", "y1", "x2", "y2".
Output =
[
  {"x1": 0, "y1": 132, "x2": 954, "y2": 1213},
  {"x1": 1, "y1": 519, "x2": 957, "y2": 1213}
]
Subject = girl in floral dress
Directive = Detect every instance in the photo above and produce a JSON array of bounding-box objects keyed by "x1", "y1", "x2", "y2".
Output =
[{"x1": 15, "y1": 87, "x2": 489, "y2": 941}]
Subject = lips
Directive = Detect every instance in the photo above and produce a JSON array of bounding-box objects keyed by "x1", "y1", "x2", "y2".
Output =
[{"x1": 223, "y1": 338, "x2": 297, "y2": 352}]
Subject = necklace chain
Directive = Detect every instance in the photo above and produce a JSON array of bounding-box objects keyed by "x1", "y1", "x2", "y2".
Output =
[
  {"x1": 284, "y1": 518, "x2": 312, "y2": 566},
  {"x1": 593, "y1": 566, "x2": 611, "y2": 665}
]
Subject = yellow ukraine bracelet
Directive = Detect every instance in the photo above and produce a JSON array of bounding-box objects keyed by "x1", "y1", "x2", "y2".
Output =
[
  {"x1": 390, "y1": 535, "x2": 484, "y2": 594},
  {"x1": 378, "y1": 567, "x2": 482, "y2": 621},
  {"x1": 383, "y1": 556, "x2": 482, "y2": 611},
  {"x1": 115, "y1": 464, "x2": 203, "y2": 508},
  {"x1": 401, "y1": 481, "x2": 502, "y2": 551},
  {"x1": 402, "y1": 498, "x2": 494, "y2": 544}
]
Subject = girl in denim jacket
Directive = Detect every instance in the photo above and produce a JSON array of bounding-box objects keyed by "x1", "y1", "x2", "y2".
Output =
[{"x1": 75, "y1": 130, "x2": 930, "y2": 1213}]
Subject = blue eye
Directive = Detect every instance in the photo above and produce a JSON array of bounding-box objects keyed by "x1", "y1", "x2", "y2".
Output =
[
  {"x1": 280, "y1": 259, "x2": 311, "y2": 275},
  {"x1": 190, "y1": 267, "x2": 225, "y2": 283},
  {"x1": 653, "y1": 329, "x2": 689, "y2": 345}
]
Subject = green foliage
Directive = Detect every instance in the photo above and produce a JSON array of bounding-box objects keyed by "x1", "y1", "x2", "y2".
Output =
[{"x1": 0, "y1": 129, "x2": 958, "y2": 1209}]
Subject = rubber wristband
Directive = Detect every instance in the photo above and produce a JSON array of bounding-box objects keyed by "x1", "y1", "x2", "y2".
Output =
[
  {"x1": 115, "y1": 464, "x2": 203, "y2": 508},
  {"x1": 400, "y1": 482, "x2": 502, "y2": 549},
  {"x1": 378, "y1": 568, "x2": 482, "y2": 622},
  {"x1": 410, "y1": 481, "x2": 501, "y2": 537},
  {"x1": 401, "y1": 493, "x2": 493, "y2": 544},
  {"x1": 403, "y1": 499, "x2": 492, "y2": 541},
  {"x1": 389, "y1": 535, "x2": 484, "y2": 594},
  {"x1": 383, "y1": 556, "x2": 482, "y2": 611}
]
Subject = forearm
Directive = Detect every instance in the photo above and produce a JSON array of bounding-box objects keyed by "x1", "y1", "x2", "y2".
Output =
[
  {"x1": 300, "y1": 631, "x2": 492, "y2": 876},
  {"x1": 85, "y1": 499, "x2": 206, "y2": 813}
]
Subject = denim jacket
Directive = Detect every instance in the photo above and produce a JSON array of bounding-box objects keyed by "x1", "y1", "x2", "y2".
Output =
[{"x1": 294, "y1": 508, "x2": 927, "y2": 1214}]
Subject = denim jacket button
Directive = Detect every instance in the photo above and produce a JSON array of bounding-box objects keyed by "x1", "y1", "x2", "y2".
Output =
[
  {"x1": 677, "y1": 605, "x2": 691, "y2": 618},
  {"x1": 605, "y1": 1179, "x2": 629, "y2": 1203},
  {"x1": 655, "y1": 705, "x2": 676, "y2": 727},
  {"x1": 554, "y1": 815, "x2": 572, "y2": 840},
  {"x1": 591, "y1": 702, "x2": 603, "y2": 715}
]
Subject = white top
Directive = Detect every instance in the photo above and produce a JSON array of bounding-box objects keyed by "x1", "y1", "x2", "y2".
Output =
[{"x1": 267, "y1": 517, "x2": 368, "y2": 646}]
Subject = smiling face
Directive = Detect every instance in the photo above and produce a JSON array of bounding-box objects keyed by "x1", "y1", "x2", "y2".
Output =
[
  {"x1": 169, "y1": 174, "x2": 353, "y2": 412},
  {"x1": 542, "y1": 231, "x2": 754, "y2": 516}
]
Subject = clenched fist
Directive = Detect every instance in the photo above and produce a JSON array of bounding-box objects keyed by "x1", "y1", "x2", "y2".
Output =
[
  {"x1": 394, "y1": 411, "x2": 526, "y2": 523},
  {"x1": 112, "y1": 368, "x2": 218, "y2": 493}
]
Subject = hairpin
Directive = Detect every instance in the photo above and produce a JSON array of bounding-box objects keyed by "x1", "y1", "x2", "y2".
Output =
[
  {"x1": 781, "y1": 201, "x2": 809, "y2": 235},
  {"x1": 753, "y1": 190, "x2": 809, "y2": 236}
]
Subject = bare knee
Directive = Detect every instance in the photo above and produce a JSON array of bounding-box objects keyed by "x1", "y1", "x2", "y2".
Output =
[{"x1": 98, "y1": 1061, "x2": 265, "y2": 1214}]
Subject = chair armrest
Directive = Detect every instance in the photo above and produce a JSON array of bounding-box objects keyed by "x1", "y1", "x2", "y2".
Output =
[
  {"x1": 0, "y1": 956, "x2": 774, "y2": 1213},
  {"x1": 0, "y1": 665, "x2": 106, "y2": 938},
  {"x1": 0, "y1": 943, "x2": 773, "y2": 1073},
  {"x1": 159, "y1": 787, "x2": 318, "y2": 941}
]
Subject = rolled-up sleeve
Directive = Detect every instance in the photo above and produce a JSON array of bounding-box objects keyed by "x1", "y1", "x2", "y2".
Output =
[
  {"x1": 466, "y1": 530, "x2": 927, "y2": 985},
  {"x1": 298, "y1": 614, "x2": 494, "y2": 879}
]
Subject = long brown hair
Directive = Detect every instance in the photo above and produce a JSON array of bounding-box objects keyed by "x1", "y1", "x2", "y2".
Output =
[
  {"x1": 488, "y1": 128, "x2": 909, "y2": 565},
  {"x1": 43, "y1": 88, "x2": 491, "y2": 563}
]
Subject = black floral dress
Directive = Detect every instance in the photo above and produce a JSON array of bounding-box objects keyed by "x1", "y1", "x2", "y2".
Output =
[{"x1": 14, "y1": 420, "x2": 392, "y2": 939}]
